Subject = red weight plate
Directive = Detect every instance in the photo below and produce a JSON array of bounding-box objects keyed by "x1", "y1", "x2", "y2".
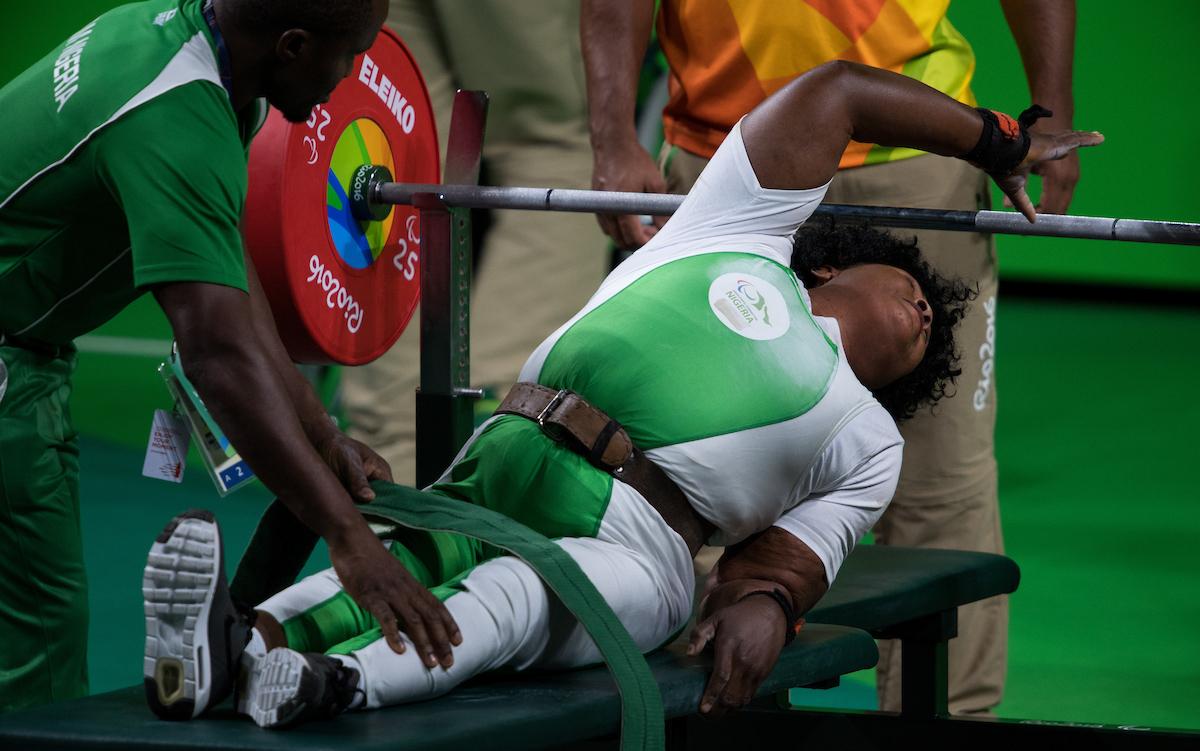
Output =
[{"x1": 244, "y1": 27, "x2": 438, "y2": 365}]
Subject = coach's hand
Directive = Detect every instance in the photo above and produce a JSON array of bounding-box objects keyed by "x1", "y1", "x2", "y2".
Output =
[
  {"x1": 315, "y1": 431, "x2": 393, "y2": 503},
  {"x1": 329, "y1": 528, "x2": 462, "y2": 669},
  {"x1": 992, "y1": 128, "x2": 1102, "y2": 223},
  {"x1": 687, "y1": 583, "x2": 792, "y2": 715},
  {"x1": 591, "y1": 139, "x2": 669, "y2": 249}
]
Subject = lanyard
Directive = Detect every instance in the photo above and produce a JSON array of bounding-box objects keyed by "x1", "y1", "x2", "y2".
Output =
[{"x1": 201, "y1": 0, "x2": 234, "y2": 97}]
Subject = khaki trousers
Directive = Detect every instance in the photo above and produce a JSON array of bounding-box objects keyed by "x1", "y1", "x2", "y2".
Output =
[
  {"x1": 341, "y1": 1, "x2": 608, "y2": 484},
  {"x1": 664, "y1": 145, "x2": 1005, "y2": 716}
]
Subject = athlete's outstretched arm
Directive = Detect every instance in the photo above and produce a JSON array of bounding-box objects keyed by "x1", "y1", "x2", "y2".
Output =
[{"x1": 740, "y1": 60, "x2": 1102, "y2": 221}]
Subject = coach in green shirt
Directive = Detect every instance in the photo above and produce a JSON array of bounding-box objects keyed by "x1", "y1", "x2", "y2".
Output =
[{"x1": 0, "y1": 0, "x2": 460, "y2": 711}]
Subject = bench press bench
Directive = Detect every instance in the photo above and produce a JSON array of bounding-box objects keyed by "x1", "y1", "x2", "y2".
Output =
[{"x1": 0, "y1": 544, "x2": 1019, "y2": 750}]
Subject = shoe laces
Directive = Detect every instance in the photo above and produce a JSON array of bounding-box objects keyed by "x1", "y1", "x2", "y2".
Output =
[{"x1": 319, "y1": 659, "x2": 365, "y2": 716}]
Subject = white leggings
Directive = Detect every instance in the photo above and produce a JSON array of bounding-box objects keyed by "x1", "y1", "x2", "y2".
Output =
[{"x1": 258, "y1": 482, "x2": 695, "y2": 708}]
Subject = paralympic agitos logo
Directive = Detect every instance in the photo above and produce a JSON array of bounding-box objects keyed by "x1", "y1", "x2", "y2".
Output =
[
  {"x1": 734, "y1": 279, "x2": 772, "y2": 326},
  {"x1": 708, "y1": 272, "x2": 791, "y2": 341}
]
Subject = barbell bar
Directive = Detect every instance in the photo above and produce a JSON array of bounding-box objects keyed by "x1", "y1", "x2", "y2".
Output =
[
  {"x1": 248, "y1": 23, "x2": 1198, "y2": 369},
  {"x1": 365, "y1": 177, "x2": 1200, "y2": 246}
]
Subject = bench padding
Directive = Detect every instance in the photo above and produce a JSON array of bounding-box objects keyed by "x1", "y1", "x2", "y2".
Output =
[
  {"x1": 0, "y1": 624, "x2": 875, "y2": 751},
  {"x1": 809, "y1": 546, "x2": 1020, "y2": 632}
]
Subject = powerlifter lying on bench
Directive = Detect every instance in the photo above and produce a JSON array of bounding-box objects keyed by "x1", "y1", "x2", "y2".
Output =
[
  {"x1": 0, "y1": 543, "x2": 1017, "y2": 749},
  {"x1": 138, "y1": 61, "x2": 1095, "y2": 731}
]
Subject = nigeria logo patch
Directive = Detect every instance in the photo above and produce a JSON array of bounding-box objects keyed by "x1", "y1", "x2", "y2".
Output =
[{"x1": 708, "y1": 273, "x2": 791, "y2": 341}]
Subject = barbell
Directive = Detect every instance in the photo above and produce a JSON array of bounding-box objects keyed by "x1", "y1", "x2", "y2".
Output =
[
  {"x1": 243, "y1": 28, "x2": 1200, "y2": 367},
  {"x1": 369, "y1": 178, "x2": 1200, "y2": 245}
]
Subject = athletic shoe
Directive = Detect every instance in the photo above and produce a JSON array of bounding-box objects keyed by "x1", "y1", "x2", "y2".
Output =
[
  {"x1": 237, "y1": 648, "x2": 363, "y2": 728},
  {"x1": 143, "y1": 509, "x2": 252, "y2": 720}
]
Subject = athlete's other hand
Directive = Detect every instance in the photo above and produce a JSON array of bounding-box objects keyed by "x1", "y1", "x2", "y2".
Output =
[
  {"x1": 992, "y1": 129, "x2": 1102, "y2": 223},
  {"x1": 329, "y1": 529, "x2": 462, "y2": 669},
  {"x1": 688, "y1": 576, "x2": 797, "y2": 715},
  {"x1": 316, "y1": 432, "x2": 393, "y2": 503},
  {"x1": 591, "y1": 139, "x2": 669, "y2": 249},
  {"x1": 687, "y1": 593, "x2": 790, "y2": 715}
]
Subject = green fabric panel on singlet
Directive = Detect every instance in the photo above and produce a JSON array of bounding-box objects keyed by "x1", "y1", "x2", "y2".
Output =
[
  {"x1": 280, "y1": 420, "x2": 613, "y2": 658},
  {"x1": 538, "y1": 252, "x2": 838, "y2": 449},
  {"x1": 0, "y1": 0, "x2": 251, "y2": 345},
  {"x1": 434, "y1": 416, "x2": 614, "y2": 541},
  {"x1": 358, "y1": 482, "x2": 665, "y2": 751},
  {"x1": 389, "y1": 522, "x2": 484, "y2": 585}
]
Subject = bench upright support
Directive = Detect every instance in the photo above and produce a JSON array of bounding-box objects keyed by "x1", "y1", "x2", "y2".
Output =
[
  {"x1": 416, "y1": 91, "x2": 488, "y2": 486},
  {"x1": 876, "y1": 608, "x2": 956, "y2": 717}
]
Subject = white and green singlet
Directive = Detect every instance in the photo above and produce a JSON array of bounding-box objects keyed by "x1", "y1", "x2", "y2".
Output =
[{"x1": 518, "y1": 121, "x2": 904, "y2": 582}]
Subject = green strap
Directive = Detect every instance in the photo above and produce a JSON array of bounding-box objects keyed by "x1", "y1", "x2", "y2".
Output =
[{"x1": 365, "y1": 484, "x2": 664, "y2": 751}]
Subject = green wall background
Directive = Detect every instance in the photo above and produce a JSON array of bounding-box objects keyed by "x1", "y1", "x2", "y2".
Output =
[{"x1": 949, "y1": 1, "x2": 1200, "y2": 288}]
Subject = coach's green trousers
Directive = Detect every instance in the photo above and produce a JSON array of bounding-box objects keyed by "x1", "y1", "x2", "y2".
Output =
[{"x1": 0, "y1": 344, "x2": 88, "y2": 712}]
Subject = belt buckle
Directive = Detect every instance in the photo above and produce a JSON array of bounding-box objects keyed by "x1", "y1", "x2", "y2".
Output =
[{"x1": 536, "y1": 388, "x2": 571, "y2": 428}]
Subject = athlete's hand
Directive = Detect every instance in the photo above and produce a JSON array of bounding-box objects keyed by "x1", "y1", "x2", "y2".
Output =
[
  {"x1": 315, "y1": 432, "x2": 393, "y2": 504},
  {"x1": 1030, "y1": 150, "x2": 1080, "y2": 215},
  {"x1": 1024, "y1": 111, "x2": 1082, "y2": 215},
  {"x1": 687, "y1": 594, "x2": 790, "y2": 715},
  {"x1": 992, "y1": 129, "x2": 1102, "y2": 223},
  {"x1": 591, "y1": 139, "x2": 669, "y2": 249},
  {"x1": 329, "y1": 528, "x2": 462, "y2": 669}
]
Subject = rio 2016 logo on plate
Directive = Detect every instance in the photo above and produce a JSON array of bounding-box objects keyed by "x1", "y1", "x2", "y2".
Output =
[
  {"x1": 326, "y1": 118, "x2": 396, "y2": 269},
  {"x1": 243, "y1": 27, "x2": 437, "y2": 365}
]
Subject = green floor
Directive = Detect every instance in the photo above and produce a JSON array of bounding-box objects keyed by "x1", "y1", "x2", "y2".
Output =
[{"x1": 69, "y1": 295, "x2": 1200, "y2": 729}]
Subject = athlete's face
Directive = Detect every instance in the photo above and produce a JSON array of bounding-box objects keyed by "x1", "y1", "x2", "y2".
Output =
[
  {"x1": 264, "y1": 0, "x2": 387, "y2": 123},
  {"x1": 818, "y1": 263, "x2": 933, "y2": 385}
]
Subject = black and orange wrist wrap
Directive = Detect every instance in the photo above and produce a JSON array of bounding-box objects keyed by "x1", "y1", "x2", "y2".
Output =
[
  {"x1": 962, "y1": 104, "x2": 1053, "y2": 175},
  {"x1": 741, "y1": 589, "x2": 804, "y2": 646}
]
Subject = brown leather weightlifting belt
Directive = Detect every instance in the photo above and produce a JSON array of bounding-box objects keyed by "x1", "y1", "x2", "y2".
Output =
[{"x1": 497, "y1": 382, "x2": 714, "y2": 558}]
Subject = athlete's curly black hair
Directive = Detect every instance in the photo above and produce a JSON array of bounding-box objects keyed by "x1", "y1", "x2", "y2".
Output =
[{"x1": 791, "y1": 222, "x2": 977, "y2": 422}]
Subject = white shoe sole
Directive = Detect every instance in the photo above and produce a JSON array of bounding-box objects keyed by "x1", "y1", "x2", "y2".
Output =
[
  {"x1": 142, "y1": 511, "x2": 221, "y2": 720},
  {"x1": 238, "y1": 648, "x2": 313, "y2": 729}
]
